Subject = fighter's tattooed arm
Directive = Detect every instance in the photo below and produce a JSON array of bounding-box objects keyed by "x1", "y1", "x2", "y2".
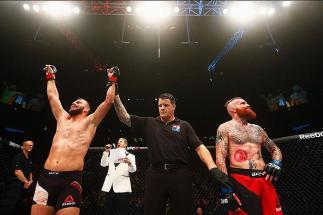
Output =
[
  {"x1": 261, "y1": 129, "x2": 282, "y2": 161},
  {"x1": 114, "y1": 95, "x2": 131, "y2": 127},
  {"x1": 215, "y1": 124, "x2": 229, "y2": 174}
]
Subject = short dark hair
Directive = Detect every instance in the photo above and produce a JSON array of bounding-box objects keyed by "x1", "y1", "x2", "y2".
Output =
[
  {"x1": 77, "y1": 97, "x2": 91, "y2": 111},
  {"x1": 158, "y1": 93, "x2": 176, "y2": 105},
  {"x1": 224, "y1": 97, "x2": 242, "y2": 108}
]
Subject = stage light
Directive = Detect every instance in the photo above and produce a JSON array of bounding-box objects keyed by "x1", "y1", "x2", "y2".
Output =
[
  {"x1": 72, "y1": 7, "x2": 80, "y2": 14},
  {"x1": 282, "y1": 1, "x2": 291, "y2": 7},
  {"x1": 135, "y1": 2, "x2": 172, "y2": 23},
  {"x1": 222, "y1": 8, "x2": 228, "y2": 15},
  {"x1": 228, "y1": 1, "x2": 257, "y2": 23},
  {"x1": 22, "y1": 4, "x2": 30, "y2": 11},
  {"x1": 259, "y1": 7, "x2": 267, "y2": 16},
  {"x1": 45, "y1": 2, "x2": 77, "y2": 18},
  {"x1": 126, "y1": 6, "x2": 132, "y2": 12},
  {"x1": 267, "y1": 7, "x2": 275, "y2": 16},
  {"x1": 33, "y1": 4, "x2": 40, "y2": 12},
  {"x1": 135, "y1": 6, "x2": 142, "y2": 14},
  {"x1": 42, "y1": 5, "x2": 48, "y2": 12},
  {"x1": 174, "y1": 6, "x2": 179, "y2": 13}
]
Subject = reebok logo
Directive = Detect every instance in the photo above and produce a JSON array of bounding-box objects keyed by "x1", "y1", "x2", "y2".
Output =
[
  {"x1": 299, "y1": 132, "x2": 323, "y2": 140},
  {"x1": 62, "y1": 195, "x2": 75, "y2": 206}
]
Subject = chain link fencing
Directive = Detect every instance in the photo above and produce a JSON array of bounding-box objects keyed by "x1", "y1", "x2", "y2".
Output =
[{"x1": 82, "y1": 131, "x2": 323, "y2": 215}]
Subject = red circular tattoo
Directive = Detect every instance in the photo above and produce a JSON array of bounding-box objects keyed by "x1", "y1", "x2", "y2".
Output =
[{"x1": 234, "y1": 149, "x2": 248, "y2": 162}]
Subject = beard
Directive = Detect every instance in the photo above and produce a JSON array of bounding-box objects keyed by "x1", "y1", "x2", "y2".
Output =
[
  {"x1": 69, "y1": 107, "x2": 83, "y2": 116},
  {"x1": 236, "y1": 107, "x2": 256, "y2": 120}
]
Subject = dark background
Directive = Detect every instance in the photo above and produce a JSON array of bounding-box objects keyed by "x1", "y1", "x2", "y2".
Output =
[{"x1": 0, "y1": 1, "x2": 322, "y2": 164}]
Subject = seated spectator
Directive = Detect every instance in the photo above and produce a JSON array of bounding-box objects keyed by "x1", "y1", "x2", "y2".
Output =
[
  {"x1": 0, "y1": 81, "x2": 24, "y2": 105},
  {"x1": 27, "y1": 93, "x2": 46, "y2": 112},
  {"x1": 289, "y1": 85, "x2": 308, "y2": 106}
]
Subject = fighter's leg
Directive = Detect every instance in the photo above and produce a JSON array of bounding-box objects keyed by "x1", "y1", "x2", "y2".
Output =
[
  {"x1": 31, "y1": 178, "x2": 56, "y2": 215},
  {"x1": 56, "y1": 207, "x2": 80, "y2": 215},
  {"x1": 261, "y1": 180, "x2": 283, "y2": 215},
  {"x1": 31, "y1": 204, "x2": 55, "y2": 215},
  {"x1": 230, "y1": 174, "x2": 262, "y2": 215}
]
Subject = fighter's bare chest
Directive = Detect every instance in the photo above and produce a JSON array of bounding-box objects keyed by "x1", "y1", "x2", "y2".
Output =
[
  {"x1": 58, "y1": 122, "x2": 88, "y2": 138},
  {"x1": 228, "y1": 125, "x2": 262, "y2": 145}
]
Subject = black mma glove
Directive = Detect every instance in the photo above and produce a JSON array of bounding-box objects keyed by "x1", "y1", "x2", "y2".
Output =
[
  {"x1": 106, "y1": 66, "x2": 120, "y2": 95},
  {"x1": 209, "y1": 167, "x2": 232, "y2": 189},
  {"x1": 209, "y1": 168, "x2": 240, "y2": 211},
  {"x1": 219, "y1": 187, "x2": 240, "y2": 211},
  {"x1": 264, "y1": 160, "x2": 282, "y2": 178}
]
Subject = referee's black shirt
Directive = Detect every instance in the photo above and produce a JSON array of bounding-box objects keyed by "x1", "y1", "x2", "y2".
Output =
[
  {"x1": 130, "y1": 115, "x2": 202, "y2": 165},
  {"x1": 9, "y1": 152, "x2": 32, "y2": 183}
]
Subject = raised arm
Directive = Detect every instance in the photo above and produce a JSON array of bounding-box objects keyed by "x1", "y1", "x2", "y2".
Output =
[
  {"x1": 90, "y1": 83, "x2": 115, "y2": 126},
  {"x1": 114, "y1": 95, "x2": 131, "y2": 127},
  {"x1": 215, "y1": 124, "x2": 229, "y2": 174},
  {"x1": 45, "y1": 65, "x2": 67, "y2": 121},
  {"x1": 90, "y1": 67, "x2": 119, "y2": 126}
]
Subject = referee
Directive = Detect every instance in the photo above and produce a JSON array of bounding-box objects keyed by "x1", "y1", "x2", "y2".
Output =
[{"x1": 114, "y1": 92, "x2": 239, "y2": 215}]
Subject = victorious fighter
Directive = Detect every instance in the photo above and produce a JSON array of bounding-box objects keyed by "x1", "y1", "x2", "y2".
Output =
[
  {"x1": 216, "y1": 97, "x2": 283, "y2": 215},
  {"x1": 31, "y1": 65, "x2": 118, "y2": 215}
]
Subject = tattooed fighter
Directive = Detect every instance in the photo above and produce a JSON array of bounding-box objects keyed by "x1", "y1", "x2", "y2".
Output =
[{"x1": 216, "y1": 97, "x2": 283, "y2": 215}]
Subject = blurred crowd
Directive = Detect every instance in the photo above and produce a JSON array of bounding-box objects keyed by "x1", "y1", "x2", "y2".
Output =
[{"x1": 0, "y1": 80, "x2": 46, "y2": 112}]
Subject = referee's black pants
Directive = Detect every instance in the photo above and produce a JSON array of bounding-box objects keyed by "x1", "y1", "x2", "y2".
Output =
[
  {"x1": 104, "y1": 189, "x2": 130, "y2": 215},
  {"x1": 144, "y1": 165, "x2": 193, "y2": 215}
]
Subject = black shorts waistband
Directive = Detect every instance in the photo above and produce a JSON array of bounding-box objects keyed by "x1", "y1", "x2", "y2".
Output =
[
  {"x1": 151, "y1": 163, "x2": 187, "y2": 171},
  {"x1": 230, "y1": 168, "x2": 264, "y2": 178},
  {"x1": 43, "y1": 168, "x2": 83, "y2": 175}
]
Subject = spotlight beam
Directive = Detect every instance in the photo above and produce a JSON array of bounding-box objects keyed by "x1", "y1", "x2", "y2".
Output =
[
  {"x1": 265, "y1": 20, "x2": 279, "y2": 53},
  {"x1": 208, "y1": 28, "x2": 245, "y2": 80}
]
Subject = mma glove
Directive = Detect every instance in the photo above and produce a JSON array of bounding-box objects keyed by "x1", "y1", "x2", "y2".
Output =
[
  {"x1": 219, "y1": 186, "x2": 240, "y2": 211},
  {"x1": 106, "y1": 66, "x2": 120, "y2": 95},
  {"x1": 44, "y1": 65, "x2": 57, "y2": 81},
  {"x1": 264, "y1": 160, "x2": 282, "y2": 177},
  {"x1": 209, "y1": 168, "x2": 240, "y2": 211}
]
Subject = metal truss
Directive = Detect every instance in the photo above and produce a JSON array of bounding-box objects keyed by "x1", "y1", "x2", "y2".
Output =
[
  {"x1": 81, "y1": 1, "x2": 226, "y2": 16},
  {"x1": 175, "y1": 0, "x2": 226, "y2": 16}
]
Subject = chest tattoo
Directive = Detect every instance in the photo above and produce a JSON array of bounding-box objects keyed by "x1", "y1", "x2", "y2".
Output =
[
  {"x1": 229, "y1": 124, "x2": 262, "y2": 145},
  {"x1": 234, "y1": 149, "x2": 248, "y2": 162}
]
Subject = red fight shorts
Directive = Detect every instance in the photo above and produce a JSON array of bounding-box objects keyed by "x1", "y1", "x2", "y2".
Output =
[{"x1": 228, "y1": 168, "x2": 283, "y2": 215}]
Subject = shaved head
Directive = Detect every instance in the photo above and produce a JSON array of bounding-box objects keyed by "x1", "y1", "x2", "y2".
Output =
[
  {"x1": 225, "y1": 97, "x2": 242, "y2": 116},
  {"x1": 225, "y1": 97, "x2": 256, "y2": 120}
]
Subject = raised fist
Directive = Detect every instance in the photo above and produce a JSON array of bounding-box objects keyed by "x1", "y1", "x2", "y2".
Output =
[
  {"x1": 107, "y1": 66, "x2": 120, "y2": 83},
  {"x1": 44, "y1": 64, "x2": 57, "y2": 81},
  {"x1": 264, "y1": 160, "x2": 282, "y2": 181},
  {"x1": 106, "y1": 66, "x2": 120, "y2": 94}
]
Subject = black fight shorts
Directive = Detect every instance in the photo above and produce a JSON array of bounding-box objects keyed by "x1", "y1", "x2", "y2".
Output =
[{"x1": 33, "y1": 169, "x2": 82, "y2": 210}]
